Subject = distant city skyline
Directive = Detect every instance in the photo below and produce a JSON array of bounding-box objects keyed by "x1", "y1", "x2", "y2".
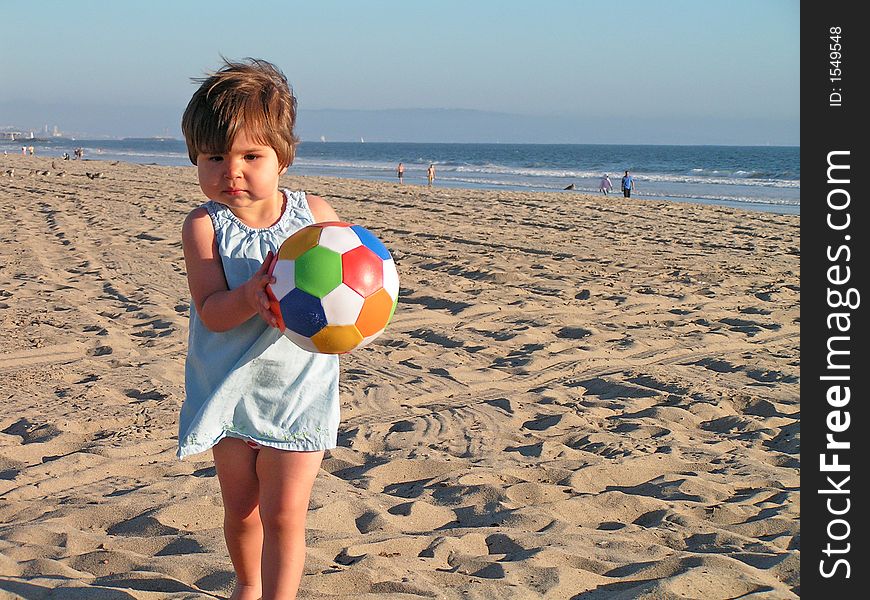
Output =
[{"x1": 1, "y1": 1, "x2": 799, "y2": 146}]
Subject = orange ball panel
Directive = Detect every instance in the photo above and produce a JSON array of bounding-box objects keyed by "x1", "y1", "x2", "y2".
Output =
[
  {"x1": 311, "y1": 324, "x2": 364, "y2": 354},
  {"x1": 356, "y1": 288, "x2": 394, "y2": 337},
  {"x1": 277, "y1": 225, "x2": 322, "y2": 261}
]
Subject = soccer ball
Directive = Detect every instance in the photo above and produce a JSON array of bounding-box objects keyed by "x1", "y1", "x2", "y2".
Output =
[{"x1": 266, "y1": 222, "x2": 399, "y2": 354}]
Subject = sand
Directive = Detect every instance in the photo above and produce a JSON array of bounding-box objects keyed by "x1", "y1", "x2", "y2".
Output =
[{"x1": 0, "y1": 154, "x2": 800, "y2": 599}]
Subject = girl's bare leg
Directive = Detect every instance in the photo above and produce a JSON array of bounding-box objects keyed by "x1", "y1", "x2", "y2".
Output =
[
  {"x1": 213, "y1": 438, "x2": 264, "y2": 600},
  {"x1": 256, "y1": 448, "x2": 324, "y2": 600}
]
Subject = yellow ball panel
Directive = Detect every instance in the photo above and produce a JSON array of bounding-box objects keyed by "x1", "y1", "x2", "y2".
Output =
[
  {"x1": 311, "y1": 325, "x2": 364, "y2": 354},
  {"x1": 278, "y1": 225, "x2": 322, "y2": 261}
]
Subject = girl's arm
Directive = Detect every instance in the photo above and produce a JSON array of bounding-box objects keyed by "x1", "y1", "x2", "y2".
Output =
[
  {"x1": 182, "y1": 207, "x2": 278, "y2": 333},
  {"x1": 307, "y1": 194, "x2": 339, "y2": 223}
]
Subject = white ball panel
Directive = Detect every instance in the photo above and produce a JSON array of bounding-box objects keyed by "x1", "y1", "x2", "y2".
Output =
[
  {"x1": 319, "y1": 226, "x2": 362, "y2": 254},
  {"x1": 382, "y1": 258, "x2": 400, "y2": 300},
  {"x1": 270, "y1": 259, "x2": 296, "y2": 300},
  {"x1": 357, "y1": 328, "x2": 385, "y2": 350},
  {"x1": 283, "y1": 328, "x2": 320, "y2": 353},
  {"x1": 321, "y1": 283, "x2": 365, "y2": 325}
]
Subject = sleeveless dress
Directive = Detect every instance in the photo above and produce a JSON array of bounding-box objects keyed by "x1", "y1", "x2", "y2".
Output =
[{"x1": 177, "y1": 189, "x2": 340, "y2": 459}]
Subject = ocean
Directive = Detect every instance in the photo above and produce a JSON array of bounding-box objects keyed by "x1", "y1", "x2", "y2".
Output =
[{"x1": 3, "y1": 138, "x2": 800, "y2": 214}]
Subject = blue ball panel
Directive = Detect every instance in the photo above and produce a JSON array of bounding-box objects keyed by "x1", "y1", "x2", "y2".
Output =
[
  {"x1": 351, "y1": 225, "x2": 391, "y2": 260},
  {"x1": 279, "y1": 288, "x2": 328, "y2": 337}
]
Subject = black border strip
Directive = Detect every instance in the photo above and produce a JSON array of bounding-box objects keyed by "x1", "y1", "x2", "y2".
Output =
[{"x1": 802, "y1": 2, "x2": 867, "y2": 595}]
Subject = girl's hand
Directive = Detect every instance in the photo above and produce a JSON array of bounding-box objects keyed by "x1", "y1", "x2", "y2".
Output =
[{"x1": 244, "y1": 250, "x2": 279, "y2": 328}]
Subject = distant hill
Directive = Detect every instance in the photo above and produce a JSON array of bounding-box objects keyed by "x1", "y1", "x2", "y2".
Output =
[
  {"x1": 0, "y1": 101, "x2": 799, "y2": 146},
  {"x1": 295, "y1": 108, "x2": 575, "y2": 144},
  {"x1": 295, "y1": 108, "x2": 799, "y2": 146}
]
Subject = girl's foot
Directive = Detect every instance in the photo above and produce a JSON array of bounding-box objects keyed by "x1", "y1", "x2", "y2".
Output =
[{"x1": 230, "y1": 583, "x2": 262, "y2": 600}]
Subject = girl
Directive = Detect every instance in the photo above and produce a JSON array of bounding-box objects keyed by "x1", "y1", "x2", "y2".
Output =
[{"x1": 177, "y1": 58, "x2": 340, "y2": 600}]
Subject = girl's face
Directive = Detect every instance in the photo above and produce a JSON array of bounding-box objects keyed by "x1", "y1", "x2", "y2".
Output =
[{"x1": 196, "y1": 128, "x2": 287, "y2": 210}]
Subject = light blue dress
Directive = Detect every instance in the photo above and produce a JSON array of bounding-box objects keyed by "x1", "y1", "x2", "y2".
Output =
[{"x1": 177, "y1": 189, "x2": 340, "y2": 459}]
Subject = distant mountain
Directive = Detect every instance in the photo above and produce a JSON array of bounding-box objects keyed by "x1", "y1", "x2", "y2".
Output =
[
  {"x1": 295, "y1": 108, "x2": 798, "y2": 146},
  {"x1": 0, "y1": 100, "x2": 798, "y2": 146},
  {"x1": 296, "y1": 108, "x2": 576, "y2": 144},
  {"x1": 121, "y1": 137, "x2": 180, "y2": 142}
]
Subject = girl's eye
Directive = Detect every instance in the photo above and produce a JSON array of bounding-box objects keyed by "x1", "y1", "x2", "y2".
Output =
[
  {"x1": 208, "y1": 156, "x2": 223, "y2": 162},
  {"x1": 245, "y1": 154, "x2": 259, "y2": 161}
]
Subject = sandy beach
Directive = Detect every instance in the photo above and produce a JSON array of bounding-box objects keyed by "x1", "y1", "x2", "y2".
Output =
[{"x1": 0, "y1": 155, "x2": 799, "y2": 599}]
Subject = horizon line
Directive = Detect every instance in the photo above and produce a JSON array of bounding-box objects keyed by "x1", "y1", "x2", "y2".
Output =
[{"x1": 0, "y1": 136, "x2": 799, "y2": 149}]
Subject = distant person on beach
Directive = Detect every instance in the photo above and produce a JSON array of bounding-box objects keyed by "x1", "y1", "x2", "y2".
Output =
[
  {"x1": 178, "y1": 58, "x2": 341, "y2": 600},
  {"x1": 621, "y1": 171, "x2": 634, "y2": 198},
  {"x1": 21, "y1": 146, "x2": 26, "y2": 156},
  {"x1": 28, "y1": 146, "x2": 34, "y2": 156},
  {"x1": 599, "y1": 174, "x2": 613, "y2": 195},
  {"x1": 427, "y1": 163, "x2": 435, "y2": 187},
  {"x1": 397, "y1": 162, "x2": 404, "y2": 183}
]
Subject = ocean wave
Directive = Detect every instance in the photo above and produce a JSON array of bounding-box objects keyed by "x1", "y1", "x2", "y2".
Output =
[
  {"x1": 82, "y1": 148, "x2": 189, "y2": 160},
  {"x1": 295, "y1": 158, "x2": 800, "y2": 189},
  {"x1": 635, "y1": 172, "x2": 799, "y2": 189},
  {"x1": 294, "y1": 158, "x2": 395, "y2": 171},
  {"x1": 434, "y1": 176, "x2": 799, "y2": 206}
]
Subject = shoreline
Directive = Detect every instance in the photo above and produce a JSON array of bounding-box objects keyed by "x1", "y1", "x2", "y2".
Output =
[
  {"x1": 2, "y1": 141, "x2": 800, "y2": 215},
  {"x1": 1, "y1": 156, "x2": 799, "y2": 598}
]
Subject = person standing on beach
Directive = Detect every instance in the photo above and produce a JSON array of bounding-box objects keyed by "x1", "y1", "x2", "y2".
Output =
[
  {"x1": 621, "y1": 170, "x2": 634, "y2": 198},
  {"x1": 397, "y1": 162, "x2": 404, "y2": 184},
  {"x1": 427, "y1": 163, "x2": 435, "y2": 187},
  {"x1": 178, "y1": 58, "x2": 341, "y2": 600},
  {"x1": 599, "y1": 174, "x2": 613, "y2": 195}
]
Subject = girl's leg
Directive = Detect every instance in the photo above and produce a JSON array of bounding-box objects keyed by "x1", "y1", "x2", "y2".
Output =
[
  {"x1": 213, "y1": 438, "x2": 264, "y2": 600},
  {"x1": 256, "y1": 449, "x2": 324, "y2": 600}
]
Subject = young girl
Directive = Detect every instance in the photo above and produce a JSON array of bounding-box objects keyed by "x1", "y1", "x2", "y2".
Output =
[{"x1": 177, "y1": 58, "x2": 340, "y2": 600}]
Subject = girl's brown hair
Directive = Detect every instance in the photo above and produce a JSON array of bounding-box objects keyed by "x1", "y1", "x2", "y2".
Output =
[{"x1": 181, "y1": 58, "x2": 299, "y2": 167}]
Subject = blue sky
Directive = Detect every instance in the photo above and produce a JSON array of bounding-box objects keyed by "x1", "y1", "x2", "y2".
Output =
[{"x1": 1, "y1": 0, "x2": 799, "y2": 144}]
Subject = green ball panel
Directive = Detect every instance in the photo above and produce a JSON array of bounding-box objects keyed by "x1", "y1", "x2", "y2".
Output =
[
  {"x1": 295, "y1": 246, "x2": 343, "y2": 298},
  {"x1": 388, "y1": 294, "x2": 398, "y2": 322}
]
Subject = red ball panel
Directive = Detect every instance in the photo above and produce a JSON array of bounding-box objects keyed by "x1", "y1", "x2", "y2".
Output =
[
  {"x1": 265, "y1": 283, "x2": 286, "y2": 332},
  {"x1": 341, "y1": 246, "x2": 384, "y2": 298}
]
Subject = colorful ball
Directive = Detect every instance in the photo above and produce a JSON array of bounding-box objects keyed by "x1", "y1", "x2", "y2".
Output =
[{"x1": 266, "y1": 222, "x2": 399, "y2": 354}]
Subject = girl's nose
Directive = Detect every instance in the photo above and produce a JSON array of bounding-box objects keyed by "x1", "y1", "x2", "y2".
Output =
[{"x1": 224, "y1": 158, "x2": 243, "y2": 179}]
